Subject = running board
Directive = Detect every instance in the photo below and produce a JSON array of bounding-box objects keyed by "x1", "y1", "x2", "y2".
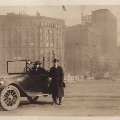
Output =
[{"x1": 26, "y1": 92, "x2": 49, "y2": 97}]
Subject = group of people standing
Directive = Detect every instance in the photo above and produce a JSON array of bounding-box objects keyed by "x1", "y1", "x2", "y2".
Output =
[{"x1": 29, "y1": 58, "x2": 65, "y2": 105}]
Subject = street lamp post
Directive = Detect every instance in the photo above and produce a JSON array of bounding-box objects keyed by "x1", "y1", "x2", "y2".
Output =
[
  {"x1": 90, "y1": 58, "x2": 93, "y2": 78},
  {"x1": 43, "y1": 57, "x2": 45, "y2": 68},
  {"x1": 74, "y1": 62, "x2": 75, "y2": 81}
]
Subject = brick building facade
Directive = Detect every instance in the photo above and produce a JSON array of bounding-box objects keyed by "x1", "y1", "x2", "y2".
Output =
[{"x1": 0, "y1": 12, "x2": 65, "y2": 74}]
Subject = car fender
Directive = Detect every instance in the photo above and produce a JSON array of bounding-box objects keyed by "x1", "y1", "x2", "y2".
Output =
[{"x1": 9, "y1": 83, "x2": 28, "y2": 97}]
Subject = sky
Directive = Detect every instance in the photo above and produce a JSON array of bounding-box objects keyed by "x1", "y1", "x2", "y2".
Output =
[
  {"x1": 0, "y1": 5, "x2": 120, "y2": 27},
  {"x1": 0, "y1": 4, "x2": 120, "y2": 43}
]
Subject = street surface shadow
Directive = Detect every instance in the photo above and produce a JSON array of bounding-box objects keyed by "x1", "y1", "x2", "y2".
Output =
[
  {"x1": 19, "y1": 100, "x2": 52, "y2": 106},
  {"x1": 0, "y1": 107, "x2": 4, "y2": 111},
  {"x1": 0, "y1": 100, "x2": 52, "y2": 111}
]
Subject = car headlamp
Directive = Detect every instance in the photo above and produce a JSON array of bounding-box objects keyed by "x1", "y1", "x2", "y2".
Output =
[{"x1": 0, "y1": 78, "x2": 5, "y2": 85}]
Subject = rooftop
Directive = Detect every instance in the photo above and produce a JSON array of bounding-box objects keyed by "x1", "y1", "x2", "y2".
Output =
[{"x1": 92, "y1": 9, "x2": 117, "y2": 20}]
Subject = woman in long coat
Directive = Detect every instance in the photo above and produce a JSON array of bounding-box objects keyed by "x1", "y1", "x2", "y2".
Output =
[{"x1": 49, "y1": 59, "x2": 64, "y2": 105}]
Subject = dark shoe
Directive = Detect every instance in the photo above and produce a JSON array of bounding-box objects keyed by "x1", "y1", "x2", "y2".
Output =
[
  {"x1": 51, "y1": 102, "x2": 57, "y2": 105},
  {"x1": 59, "y1": 102, "x2": 62, "y2": 105}
]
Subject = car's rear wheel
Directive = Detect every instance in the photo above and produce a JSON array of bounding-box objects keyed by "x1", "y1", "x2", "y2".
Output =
[
  {"x1": 27, "y1": 96, "x2": 39, "y2": 103},
  {"x1": 1, "y1": 85, "x2": 20, "y2": 111}
]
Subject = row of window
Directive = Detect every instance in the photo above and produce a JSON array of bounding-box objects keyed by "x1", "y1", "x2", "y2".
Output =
[
  {"x1": 0, "y1": 28, "x2": 61, "y2": 36},
  {"x1": 0, "y1": 36, "x2": 61, "y2": 48},
  {"x1": 0, "y1": 20, "x2": 61, "y2": 29},
  {"x1": 0, "y1": 49, "x2": 62, "y2": 61},
  {"x1": 43, "y1": 22, "x2": 61, "y2": 29}
]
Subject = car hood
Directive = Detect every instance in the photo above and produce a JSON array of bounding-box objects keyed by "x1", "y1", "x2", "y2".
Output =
[{"x1": 1, "y1": 74, "x2": 28, "y2": 86}]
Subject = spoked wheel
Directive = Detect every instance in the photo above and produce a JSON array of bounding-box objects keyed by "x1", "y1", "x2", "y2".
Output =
[
  {"x1": 1, "y1": 85, "x2": 20, "y2": 111},
  {"x1": 27, "y1": 96, "x2": 39, "y2": 103}
]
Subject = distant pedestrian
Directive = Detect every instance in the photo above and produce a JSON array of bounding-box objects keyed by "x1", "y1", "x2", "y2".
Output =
[{"x1": 49, "y1": 59, "x2": 64, "y2": 105}]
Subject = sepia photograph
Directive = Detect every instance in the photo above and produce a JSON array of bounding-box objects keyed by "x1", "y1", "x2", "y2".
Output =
[{"x1": 0, "y1": 0, "x2": 120, "y2": 118}]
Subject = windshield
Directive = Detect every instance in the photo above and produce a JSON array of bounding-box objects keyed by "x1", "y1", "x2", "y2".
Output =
[{"x1": 7, "y1": 60, "x2": 27, "y2": 74}]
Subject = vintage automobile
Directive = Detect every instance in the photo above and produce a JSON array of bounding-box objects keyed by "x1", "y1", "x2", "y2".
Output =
[{"x1": 0, "y1": 60, "x2": 51, "y2": 111}]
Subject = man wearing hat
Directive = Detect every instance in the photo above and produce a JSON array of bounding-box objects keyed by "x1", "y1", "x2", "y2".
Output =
[
  {"x1": 49, "y1": 58, "x2": 64, "y2": 105},
  {"x1": 30, "y1": 61, "x2": 46, "y2": 75}
]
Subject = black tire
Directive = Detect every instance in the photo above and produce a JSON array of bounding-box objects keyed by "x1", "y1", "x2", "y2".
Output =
[
  {"x1": 27, "y1": 96, "x2": 39, "y2": 103},
  {"x1": 1, "y1": 85, "x2": 20, "y2": 111}
]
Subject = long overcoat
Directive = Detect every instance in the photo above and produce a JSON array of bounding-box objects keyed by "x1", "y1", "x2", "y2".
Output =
[{"x1": 49, "y1": 66, "x2": 64, "y2": 97}]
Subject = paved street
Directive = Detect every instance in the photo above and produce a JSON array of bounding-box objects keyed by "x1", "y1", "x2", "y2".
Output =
[{"x1": 1, "y1": 79, "x2": 120, "y2": 116}]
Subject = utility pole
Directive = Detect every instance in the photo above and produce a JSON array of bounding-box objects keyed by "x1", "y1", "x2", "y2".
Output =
[
  {"x1": 53, "y1": 53, "x2": 55, "y2": 59},
  {"x1": 43, "y1": 57, "x2": 45, "y2": 68},
  {"x1": 90, "y1": 58, "x2": 93, "y2": 78},
  {"x1": 74, "y1": 62, "x2": 75, "y2": 81}
]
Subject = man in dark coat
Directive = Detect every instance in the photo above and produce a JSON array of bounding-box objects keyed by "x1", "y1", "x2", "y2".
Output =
[{"x1": 49, "y1": 58, "x2": 64, "y2": 105}]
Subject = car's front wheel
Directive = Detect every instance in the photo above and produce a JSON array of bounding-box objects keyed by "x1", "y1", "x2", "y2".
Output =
[
  {"x1": 27, "y1": 96, "x2": 39, "y2": 103},
  {"x1": 1, "y1": 85, "x2": 20, "y2": 111}
]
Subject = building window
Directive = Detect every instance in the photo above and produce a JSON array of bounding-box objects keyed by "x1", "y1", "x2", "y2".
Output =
[
  {"x1": 31, "y1": 49, "x2": 35, "y2": 61},
  {"x1": 24, "y1": 36, "x2": 28, "y2": 47},
  {"x1": 18, "y1": 49, "x2": 21, "y2": 60},
  {"x1": 46, "y1": 50, "x2": 50, "y2": 61},
  {"x1": 40, "y1": 29, "x2": 43, "y2": 34},
  {"x1": 13, "y1": 49, "x2": 17, "y2": 60},
  {"x1": 17, "y1": 28, "x2": 21, "y2": 47},
  {"x1": 40, "y1": 49, "x2": 44, "y2": 61},
  {"x1": 1, "y1": 28, "x2": 5, "y2": 36},
  {"x1": 56, "y1": 24, "x2": 58, "y2": 28},
  {"x1": 25, "y1": 28, "x2": 28, "y2": 35},
  {"x1": 48, "y1": 23, "x2": 50, "y2": 27},
  {"x1": 1, "y1": 50, "x2": 5, "y2": 61},
  {"x1": 56, "y1": 30, "x2": 60, "y2": 35},
  {"x1": 24, "y1": 28, "x2": 28, "y2": 46},
  {"x1": 7, "y1": 37, "x2": 11, "y2": 47},
  {"x1": 25, "y1": 49, "x2": 29, "y2": 59},
  {"x1": 47, "y1": 29, "x2": 50, "y2": 34},
  {"x1": 6, "y1": 49, "x2": 11, "y2": 60},
  {"x1": 58, "y1": 50, "x2": 61, "y2": 59},
  {"x1": 56, "y1": 37, "x2": 61, "y2": 48},
  {"x1": 14, "y1": 29, "x2": 17, "y2": 47},
  {"x1": 40, "y1": 41, "x2": 44, "y2": 47},
  {"x1": 31, "y1": 28, "x2": 34, "y2": 35},
  {"x1": 50, "y1": 36, "x2": 54, "y2": 47},
  {"x1": 46, "y1": 62, "x2": 50, "y2": 70},
  {"x1": 40, "y1": 36, "x2": 44, "y2": 47},
  {"x1": 31, "y1": 28, "x2": 35, "y2": 46},
  {"x1": 1, "y1": 29, "x2": 5, "y2": 47},
  {"x1": 41, "y1": 21, "x2": 44, "y2": 26},
  {"x1": 40, "y1": 36, "x2": 43, "y2": 40},
  {"x1": 52, "y1": 50, "x2": 55, "y2": 60},
  {"x1": 58, "y1": 24, "x2": 61, "y2": 28},
  {"x1": 46, "y1": 36, "x2": 50, "y2": 47},
  {"x1": 45, "y1": 22, "x2": 48, "y2": 26},
  {"x1": 31, "y1": 35, "x2": 35, "y2": 46},
  {"x1": 51, "y1": 23, "x2": 54, "y2": 28},
  {"x1": 51, "y1": 30, "x2": 54, "y2": 34},
  {"x1": 17, "y1": 21, "x2": 21, "y2": 26},
  {"x1": 8, "y1": 28, "x2": 11, "y2": 36}
]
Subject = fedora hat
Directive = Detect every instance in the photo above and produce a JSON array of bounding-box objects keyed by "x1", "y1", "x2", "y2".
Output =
[
  {"x1": 33, "y1": 61, "x2": 41, "y2": 65},
  {"x1": 52, "y1": 58, "x2": 59, "y2": 63}
]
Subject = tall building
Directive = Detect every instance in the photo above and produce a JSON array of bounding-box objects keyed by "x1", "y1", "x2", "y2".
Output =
[
  {"x1": 0, "y1": 12, "x2": 65, "y2": 74},
  {"x1": 83, "y1": 15, "x2": 92, "y2": 25},
  {"x1": 65, "y1": 24, "x2": 101, "y2": 76},
  {"x1": 92, "y1": 9, "x2": 118, "y2": 71}
]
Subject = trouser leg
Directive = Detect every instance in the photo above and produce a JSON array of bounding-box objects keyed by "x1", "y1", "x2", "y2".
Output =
[
  {"x1": 52, "y1": 94, "x2": 57, "y2": 102},
  {"x1": 59, "y1": 97, "x2": 62, "y2": 104}
]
